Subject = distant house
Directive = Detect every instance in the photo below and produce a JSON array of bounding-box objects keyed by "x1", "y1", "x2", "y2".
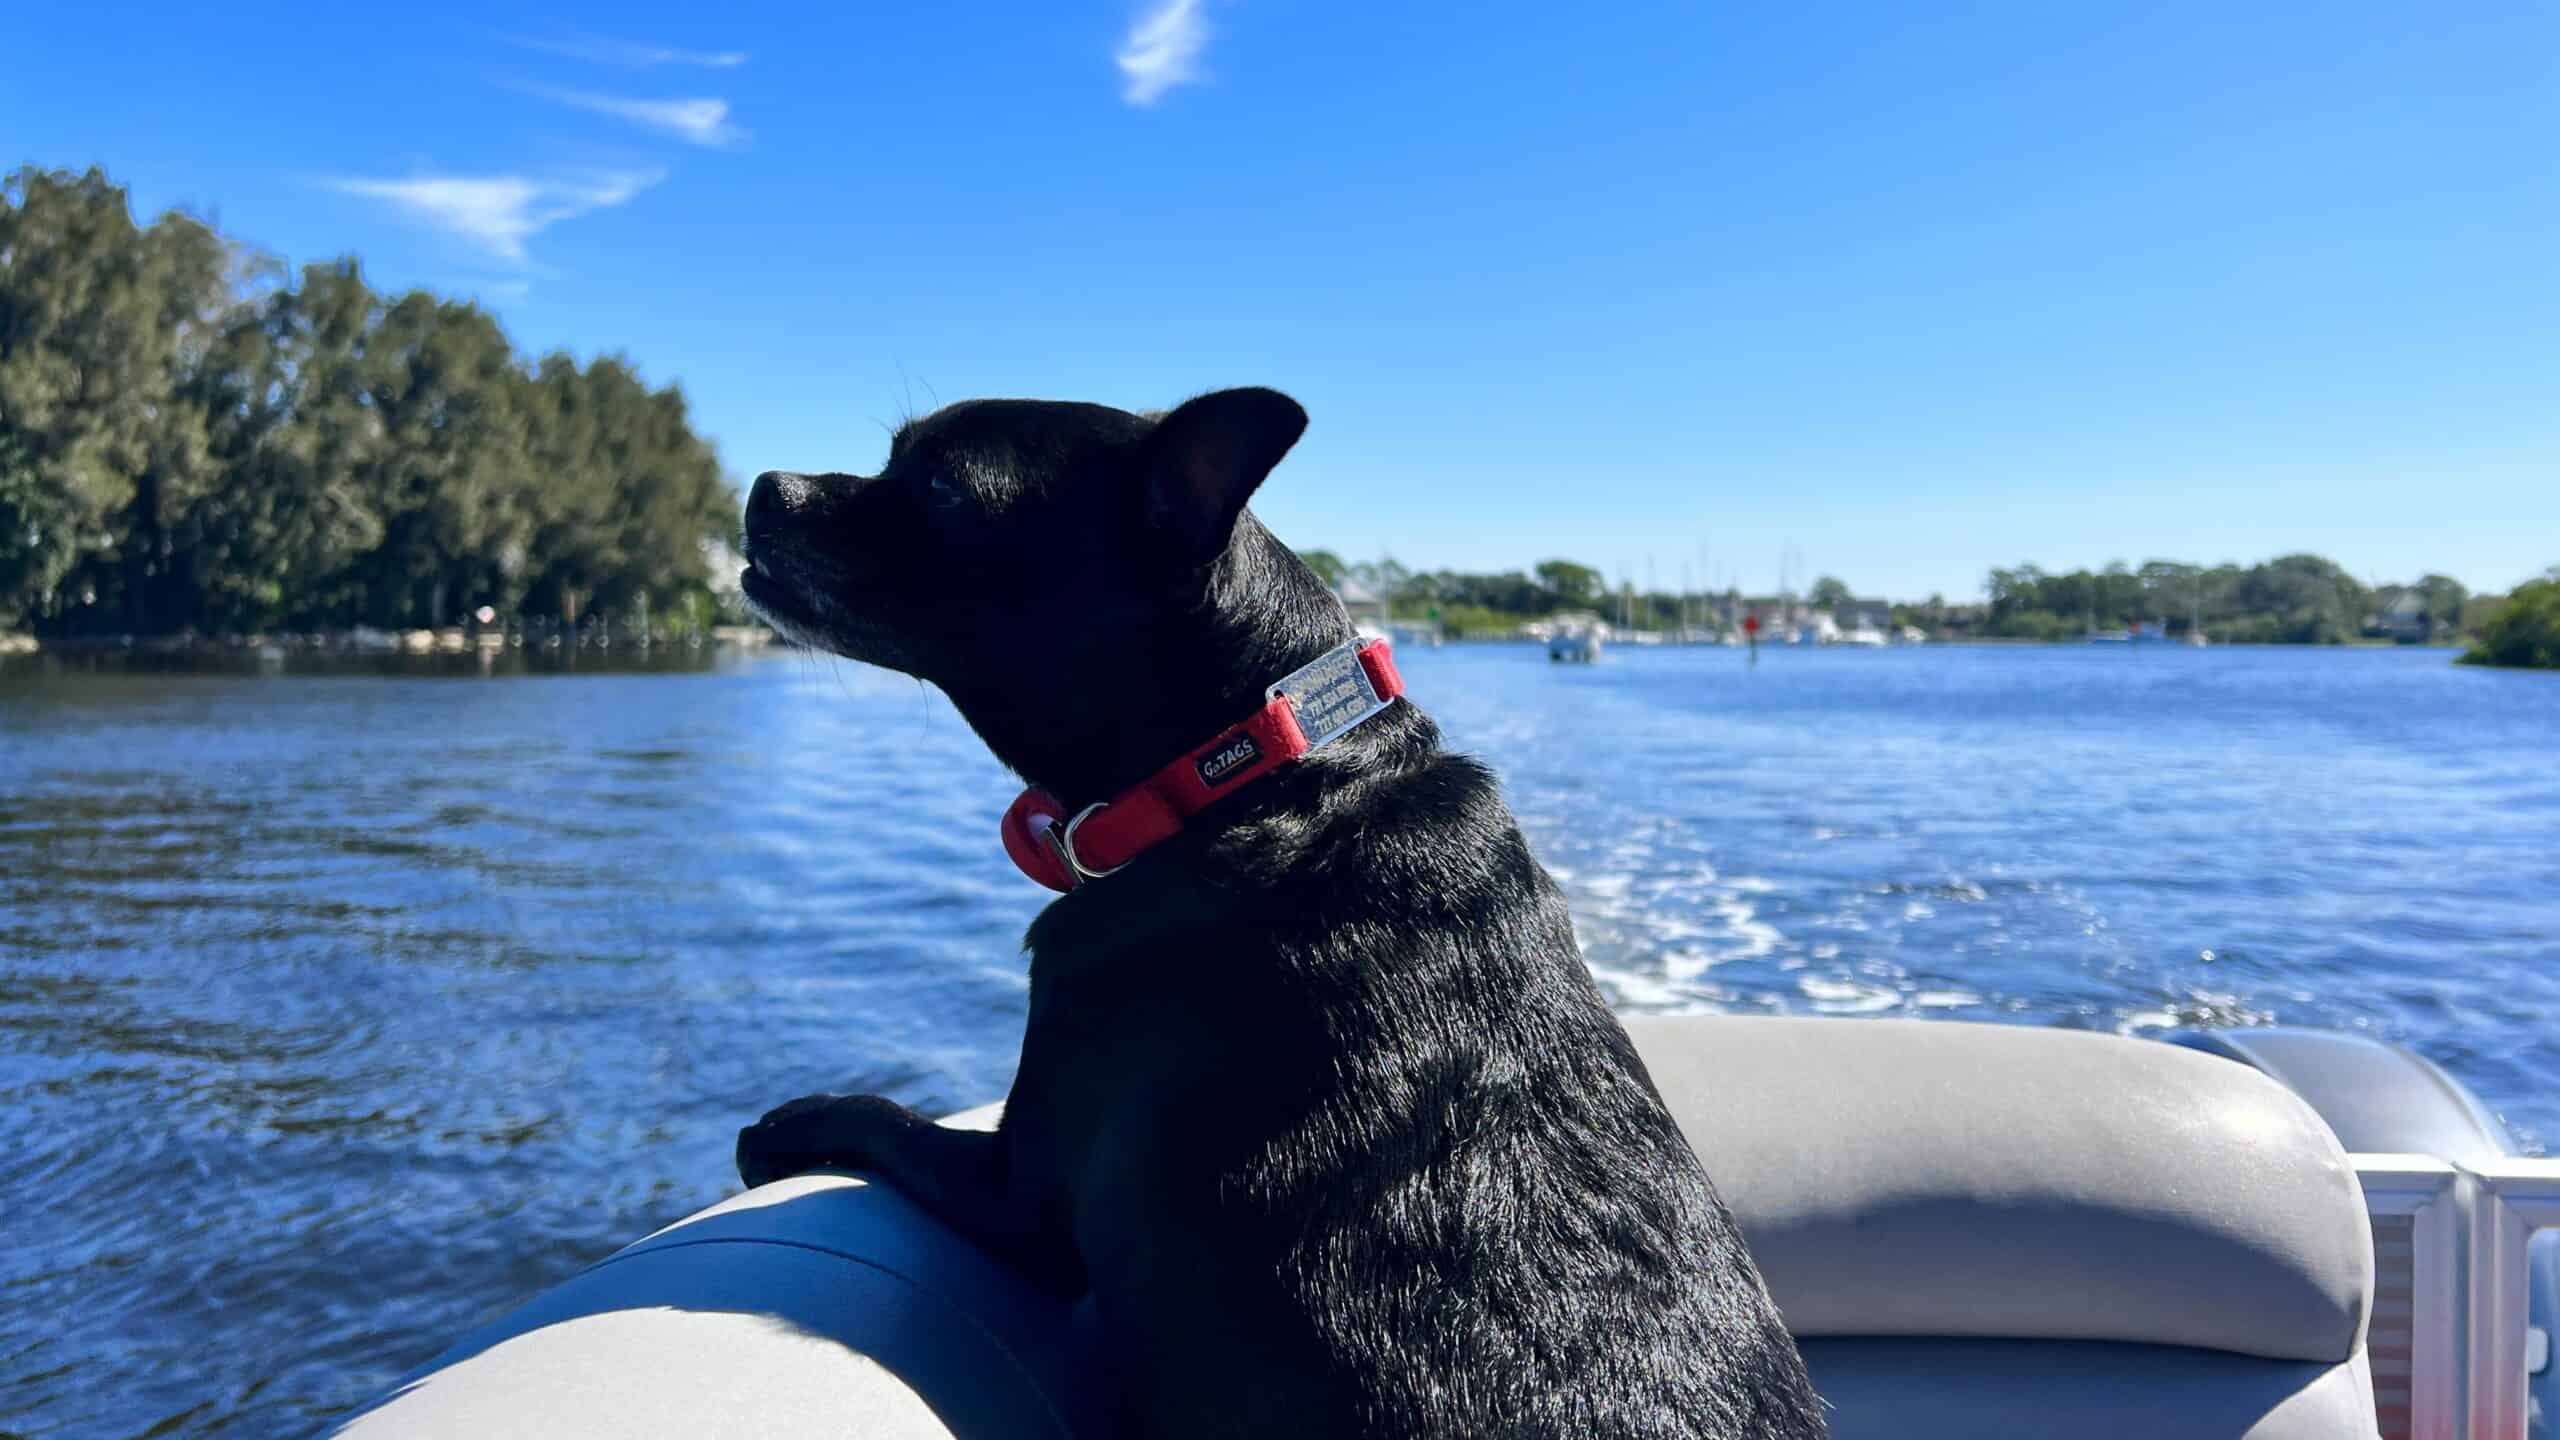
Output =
[
  {"x1": 1834, "y1": 598, "x2": 1893, "y2": 634},
  {"x1": 1333, "y1": 577, "x2": 1391, "y2": 635},
  {"x1": 2378, "y1": 590, "x2": 2431, "y2": 643}
]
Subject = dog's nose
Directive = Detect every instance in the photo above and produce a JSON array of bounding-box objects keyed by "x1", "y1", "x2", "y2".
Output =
[{"x1": 744, "y1": 471, "x2": 819, "y2": 547}]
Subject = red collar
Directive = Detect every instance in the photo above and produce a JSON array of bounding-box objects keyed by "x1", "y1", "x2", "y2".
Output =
[{"x1": 1000, "y1": 638, "x2": 1404, "y2": 892}]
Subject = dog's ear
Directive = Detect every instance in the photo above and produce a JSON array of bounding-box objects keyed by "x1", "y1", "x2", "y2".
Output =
[{"x1": 1139, "y1": 388, "x2": 1307, "y2": 566}]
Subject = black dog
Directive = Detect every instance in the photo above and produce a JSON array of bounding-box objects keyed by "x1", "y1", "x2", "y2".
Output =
[{"x1": 736, "y1": 389, "x2": 1825, "y2": 1438}]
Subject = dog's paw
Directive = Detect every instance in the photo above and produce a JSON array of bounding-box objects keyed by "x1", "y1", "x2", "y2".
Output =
[{"x1": 735, "y1": 1093, "x2": 915, "y2": 1188}]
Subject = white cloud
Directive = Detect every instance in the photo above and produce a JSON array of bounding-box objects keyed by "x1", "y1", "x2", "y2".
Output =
[
  {"x1": 1116, "y1": 0, "x2": 1210, "y2": 106},
  {"x1": 320, "y1": 170, "x2": 664, "y2": 264},
  {"x1": 523, "y1": 85, "x2": 747, "y2": 147},
  {"x1": 506, "y1": 30, "x2": 746, "y2": 69}
]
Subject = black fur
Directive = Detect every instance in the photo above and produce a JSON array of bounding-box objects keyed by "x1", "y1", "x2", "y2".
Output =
[{"x1": 735, "y1": 389, "x2": 1826, "y2": 1438}]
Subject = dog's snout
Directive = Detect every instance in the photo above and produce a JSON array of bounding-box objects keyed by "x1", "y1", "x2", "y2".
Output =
[
  {"x1": 744, "y1": 471, "x2": 827, "y2": 556},
  {"x1": 747, "y1": 470, "x2": 814, "y2": 527},
  {"x1": 761, "y1": 471, "x2": 820, "y2": 509}
]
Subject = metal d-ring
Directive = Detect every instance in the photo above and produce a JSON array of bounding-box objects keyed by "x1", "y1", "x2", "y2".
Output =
[{"x1": 1056, "y1": 802, "x2": 1126, "y2": 883}]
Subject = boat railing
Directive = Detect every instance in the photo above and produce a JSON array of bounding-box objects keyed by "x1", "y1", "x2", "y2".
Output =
[{"x1": 2355, "y1": 1152, "x2": 2560, "y2": 1440}]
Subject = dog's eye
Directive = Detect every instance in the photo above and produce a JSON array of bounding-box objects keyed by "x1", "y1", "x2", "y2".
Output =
[{"x1": 926, "y1": 471, "x2": 967, "y2": 509}]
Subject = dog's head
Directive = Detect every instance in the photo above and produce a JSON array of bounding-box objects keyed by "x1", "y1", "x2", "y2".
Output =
[{"x1": 741, "y1": 388, "x2": 1350, "y2": 795}]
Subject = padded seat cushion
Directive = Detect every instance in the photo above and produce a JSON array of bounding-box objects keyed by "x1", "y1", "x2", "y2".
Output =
[
  {"x1": 1623, "y1": 1016, "x2": 2372, "y2": 1362},
  {"x1": 334, "y1": 1175, "x2": 1112, "y2": 1440}
]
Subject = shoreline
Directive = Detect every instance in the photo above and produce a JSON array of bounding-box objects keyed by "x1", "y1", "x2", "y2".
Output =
[
  {"x1": 0, "y1": 628, "x2": 2485, "y2": 660},
  {"x1": 1375, "y1": 633, "x2": 2467, "y2": 651},
  {"x1": 0, "y1": 624, "x2": 776, "y2": 657}
]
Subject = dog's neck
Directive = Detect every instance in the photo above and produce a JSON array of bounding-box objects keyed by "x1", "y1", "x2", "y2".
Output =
[
  {"x1": 949, "y1": 627, "x2": 1360, "y2": 813},
  {"x1": 942, "y1": 529, "x2": 1367, "y2": 813}
]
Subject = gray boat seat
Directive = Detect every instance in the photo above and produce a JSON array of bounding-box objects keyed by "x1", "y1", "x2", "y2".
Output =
[
  {"x1": 331, "y1": 1104, "x2": 1116, "y2": 1440},
  {"x1": 336, "y1": 1016, "x2": 2378, "y2": 1439},
  {"x1": 1628, "y1": 1015, "x2": 2378, "y2": 1440}
]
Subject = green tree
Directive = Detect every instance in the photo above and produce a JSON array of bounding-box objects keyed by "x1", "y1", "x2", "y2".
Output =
[
  {"x1": 1348, "y1": 556, "x2": 1411, "y2": 603},
  {"x1": 338, "y1": 291, "x2": 544, "y2": 628},
  {"x1": 1533, "y1": 559, "x2": 1602, "y2": 609},
  {"x1": 2460, "y1": 570, "x2": 2560, "y2": 670},
  {"x1": 1809, "y1": 575, "x2": 1851, "y2": 610},
  {"x1": 2462, "y1": 590, "x2": 2509, "y2": 638},
  {"x1": 518, "y1": 353, "x2": 731, "y2": 630},
  {"x1": 173, "y1": 259, "x2": 391, "y2": 630},
  {"x1": 1297, "y1": 548, "x2": 1349, "y2": 588},
  {"x1": 0, "y1": 166, "x2": 240, "y2": 630},
  {"x1": 0, "y1": 430, "x2": 62, "y2": 627},
  {"x1": 2223, "y1": 554, "x2": 2367, "y2": 644},
  {"x1": 2414, "y1": 574, "x2": 2469, "y2": 639}
]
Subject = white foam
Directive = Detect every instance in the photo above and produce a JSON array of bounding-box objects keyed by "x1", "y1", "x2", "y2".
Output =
[
  {"x1": 1798, "y1": 975, "x2": 1899, "y2": 1014},
  {"x1": 1708, "y1": 896, "x2": 1783, "y2": 959},
  {"x1": 1662, "y1": 946, "x2": 1716, "y2": 981}
]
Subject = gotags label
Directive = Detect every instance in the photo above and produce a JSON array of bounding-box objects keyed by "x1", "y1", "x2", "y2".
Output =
[{"x1": 1196, "y1": 732, "x2": 1262, "y2": 787}]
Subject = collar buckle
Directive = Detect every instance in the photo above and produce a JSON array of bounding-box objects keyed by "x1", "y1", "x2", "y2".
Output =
[{"x1": 1049, "y1": 802, "x2": 1125, "y2": 886}]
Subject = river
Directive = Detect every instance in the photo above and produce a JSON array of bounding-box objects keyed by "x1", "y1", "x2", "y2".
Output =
[{"x1": 3, "y1": 641, "x2": 2554, "y2": 1436}]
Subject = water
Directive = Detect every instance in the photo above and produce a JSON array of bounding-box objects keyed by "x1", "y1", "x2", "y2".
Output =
[{"x1": 3, "y1": 642, "x2": 2555, "y2": 1437}]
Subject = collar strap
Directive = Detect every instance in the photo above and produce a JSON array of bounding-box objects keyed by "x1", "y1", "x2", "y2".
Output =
[{"x1": 1000, "y1": 638, "x2": 1404, "y2": 893}]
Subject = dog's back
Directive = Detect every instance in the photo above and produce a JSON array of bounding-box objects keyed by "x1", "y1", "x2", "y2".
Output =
[{"x1": 1017, "y1": 715, "x2": 1826, "y2": 1438}]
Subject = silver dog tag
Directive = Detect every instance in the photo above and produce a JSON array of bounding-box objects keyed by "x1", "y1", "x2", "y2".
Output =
[{"x1": 1268, "y1": 640, "x2": 1391, "y2": 751}]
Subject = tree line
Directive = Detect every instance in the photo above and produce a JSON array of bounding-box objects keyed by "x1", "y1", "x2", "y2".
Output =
[
  {"x1": 1978, "y1": 557, "x2": 2490, "y2": 644},
  {"x1": 1303, "y1": 549, "x2": 2534, "y2": 647},
  {"x1": 10, "y1": 164, "x2": 2535, "y2": 658},
  {"x1": 1, "y1": 165, "x2": 738, "y2": 639}
]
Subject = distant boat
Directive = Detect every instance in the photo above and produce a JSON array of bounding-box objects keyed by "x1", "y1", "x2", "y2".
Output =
[
  {"x1": 1839, "y1": 624, "x2": 1889, "y2": 648},
  {"x1": 1548, "y1": 631, "x2": 1603, "y2": 663},
  {"x1": 1547, "y1": 620, "x2": 1605, "y2": 664}
]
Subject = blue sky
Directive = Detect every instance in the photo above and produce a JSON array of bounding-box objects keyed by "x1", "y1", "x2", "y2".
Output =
[{"x1": 13, "y1": 1, "x2": 2554, "y2": 600}]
